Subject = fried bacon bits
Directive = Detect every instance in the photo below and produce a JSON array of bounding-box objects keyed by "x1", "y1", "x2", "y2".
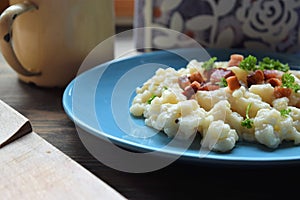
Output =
[
  {"x1": 228, "y1": 54, "x2": 244, "y2": 67},
  {"x1": 226, "y1": 76, "x2": 240, "y2": 91},
  {"x1": 263, "y1": 70, "x2": 284, "y2": 80},
  {"x1": 247, "y1": 70, "x2": 264, "y2": 87},
  {"x1": 179, "y1": 68, "x2": 238, "y2": 99},
  {"x1": 178, "y1": 75, "x2": 191, "y2": 89},
  {"x1": 189, "y1": 71, "x2": 204, "y2": 83},
  {"x1": 210, "y1": 69, "x2": 235, "y2": 84},
  {"x1": 179, "y1": 54, "x2": 298, "y2": 100},
  {"x1": 274, "y1": 87, "x2": 292, "y2": 98},
  {"x1": 266, "y1": 78, "x2": 282, "y2": 87}
]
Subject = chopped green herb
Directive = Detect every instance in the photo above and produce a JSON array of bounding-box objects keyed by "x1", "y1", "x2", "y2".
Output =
[
  {"x1": 294, "y1": 84, "x2": 300, "y2": 93},
  {"x1": 218, "y1": 77, "x2": 228, "y2": 87},
  {"x1": 239, "y1": 55, "x2": 257, "y2": 71},
  {"x1": 147, "y1": 95, "x2": 157, "y2": 104},
  {"x1": 241, "y1": 103, "x2": 254, "y2": 129},
  {"x1": 238, "y1": 55, "x2": 290, "y2": 72},
  {"x1": 163, "y1": 86, "x2": 168, "y2": 90},
  {"x1": 281, "y1": 73, "x2": 300, "y2": 92},
  {"x1": 259, "y1": 57, "x2": 290, "y2": 72},
  {"x1": 280, "y1": 108, "x2": 291, "y2": 117},
  {"x1": 282, "y1": 73, "x2": 295, "y2": 88},
  {"x1": 202, "y1": 57, "x2": 217, "y2": 70}
]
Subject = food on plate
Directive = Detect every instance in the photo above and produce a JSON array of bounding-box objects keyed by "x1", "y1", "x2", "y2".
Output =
[{"x1": 130, "y1": 54, "x2": 300, "y2": 152}]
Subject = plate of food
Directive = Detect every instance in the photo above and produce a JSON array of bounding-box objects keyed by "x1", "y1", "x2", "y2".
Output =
[{"x1": 63, "y1": 48, "x2": 300, "y2": 165}]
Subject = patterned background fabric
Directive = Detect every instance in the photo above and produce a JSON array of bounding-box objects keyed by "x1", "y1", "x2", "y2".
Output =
[{"x1": 134, "y1": 0, "x2": 300, "y2": 53}]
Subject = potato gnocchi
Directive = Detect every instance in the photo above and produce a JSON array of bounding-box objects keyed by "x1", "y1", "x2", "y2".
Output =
[{"x1": 130, "y1": 55, "x2": 300, "y2": 152}]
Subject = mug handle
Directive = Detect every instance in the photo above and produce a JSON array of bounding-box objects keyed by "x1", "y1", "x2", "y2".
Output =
[{"x1": 0, "y1": 1, "x2": 40, "y2": 76}]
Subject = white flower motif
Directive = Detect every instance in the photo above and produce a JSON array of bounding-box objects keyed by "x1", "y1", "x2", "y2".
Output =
[
  {"x1": 152, "y1": 0, "x2": 183, "y2": 25},
  {"x1": 153, "y1": 7, "x2": 202, "y2": 49},
  {"x1": 216, "y1": 16, "x2": 244, "y2": 48},
  {"x1": 185, "y1": 0, "x2": 237, "y2": 47},
  {"x1": 186, "y1": 15, "x2": 216, "y2": 31},
  {"x1": 237, "y1": 0, "x2": 300, "y2": 45},
  {"x1": 214, "y1": 27, "x2": 235, "y2": 48},
  {"x1": 153, "y1": 26, "x2": 197, "y2": 49},
  {"x1": 170, "y1": 12, "x2": 184, "y2": 32}
]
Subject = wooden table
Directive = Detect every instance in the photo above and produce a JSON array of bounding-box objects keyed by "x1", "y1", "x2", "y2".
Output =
[{"x1": 0, "y1": 30, "x2": 299, "y2": 200}]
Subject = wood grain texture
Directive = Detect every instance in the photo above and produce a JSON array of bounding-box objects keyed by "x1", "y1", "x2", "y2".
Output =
[{"x1": 0, "y1": 133, "x2": 126, "y2": 200}]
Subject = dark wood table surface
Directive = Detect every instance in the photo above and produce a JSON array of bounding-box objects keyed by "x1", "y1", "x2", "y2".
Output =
[{"x1": 0, "y1": 36, "x2": 300, "y2": 200}]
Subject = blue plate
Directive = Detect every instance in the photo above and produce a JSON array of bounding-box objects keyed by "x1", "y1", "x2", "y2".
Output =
[{"x1": 63, "y1": 48, "x2": 300, "y2": 166}]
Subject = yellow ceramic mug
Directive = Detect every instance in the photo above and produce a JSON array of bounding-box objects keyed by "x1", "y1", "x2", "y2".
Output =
[{"x1": 0, "y1": 0, "x2": 115, "y2": 87}]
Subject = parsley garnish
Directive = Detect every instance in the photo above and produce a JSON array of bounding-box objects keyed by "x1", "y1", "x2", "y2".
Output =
[
  {"x1": 147, "y1": 95, "x2": 157, "y2": 104},
  {"x1": 202, "y1": 57, "x2": 217, "y2": 70},
  {"x1": 280, "y1": 108, "x2": 291, "y2": 117},
  {"x1": 238, "y1": 55, "x2": 290, "y2": 72},
  {"x1": 218, "y1": 77, "x2": 228, "y2": 87},
  {"x1": 259, "y1": 57, "x2": 289, "y2": 72},
  {"x1": 239, "y1": 55, "x2": 257, "y2": 71},
  {"x1": 281, "y1": 73, "x2": 300, "y2": 92},
  {"x1": 241, "y1": 103, "x2": 254, "y2": 129}
]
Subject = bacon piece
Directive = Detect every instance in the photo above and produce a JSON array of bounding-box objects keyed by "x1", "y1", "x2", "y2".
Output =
[
  {"x1": 199, "y1": 83, "x2": 220, "y2": 91},
  {"x1": 178, "y1": 75, "x2": 191, "y2": 90},
  {"x1": 210, "y1": 69, "x2": 235, "y2": 83},
  {"x1": 182, "y1": 86, "x2": 194, "y2": 99},
  {"x1": 189, "y1": 72, "x2": 204, "y2": 83},
  {"x1": 226, "y1": 76, "x2": 241, "y2": 91},
  {"x1": 247, "y1": 70, "x2": 264, "y2": 87},
  {"x1": 228, "y1": 54, "x2": 244, "y2": 67},
  {"x1": 182, "y1": 81, "x2": 201, "y2": 99},
  {"x1": 266, "y1": 78, "x2": 282, "y2": 87},
  {"x1": 203, "y1": 68, "x2": 216, "y2": 80},
  {"x1": 190, "y1": 81, "x2": 201, "y2": 91},
  {"x1": 263, "y1": 70, "x2": 284, "y2": 80},
  {"x1": 274, "y1": 87, "x2": 292, "y2": 98}
]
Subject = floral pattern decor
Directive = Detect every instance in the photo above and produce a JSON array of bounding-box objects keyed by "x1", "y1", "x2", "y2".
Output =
[{"x1": 134, "y1": 0, "x2": 300, "y2": 53}]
